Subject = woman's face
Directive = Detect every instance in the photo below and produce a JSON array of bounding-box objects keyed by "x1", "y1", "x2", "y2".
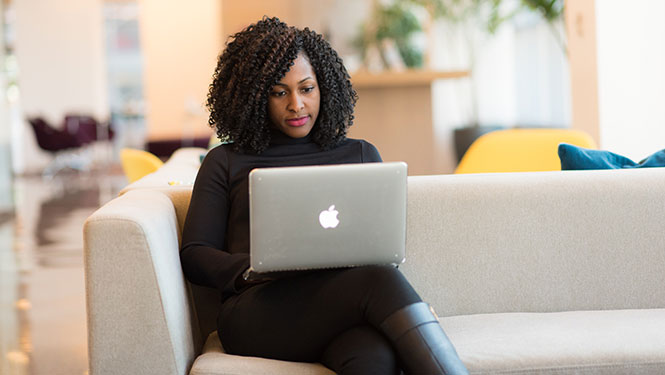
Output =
[{"x1": 268, "y1": 52, "x2": 320, "y2": 138}]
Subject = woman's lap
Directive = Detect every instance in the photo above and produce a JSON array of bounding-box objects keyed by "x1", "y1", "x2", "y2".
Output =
[{"x1": 217, "y1": 265, "x2": 420, "y2": 362}]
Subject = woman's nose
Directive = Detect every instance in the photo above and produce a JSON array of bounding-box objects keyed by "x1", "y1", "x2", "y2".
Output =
[{"x1": 287, "y1": 93, "x2": 304, "y2": 112}]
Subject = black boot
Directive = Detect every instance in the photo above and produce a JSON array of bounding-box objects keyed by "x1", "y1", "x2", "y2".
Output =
[{"x1": 380, "y1": 302, "x2": 469, "y2": 375}]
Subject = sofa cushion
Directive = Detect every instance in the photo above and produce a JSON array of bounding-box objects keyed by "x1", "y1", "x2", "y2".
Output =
[
  {"x1": 191, "y1": 310, "x2": 665, "y2": 375},
  {"x1": 190, "y1": 332, "x2": 334, "y2": 375},
  {"x1": 442, "y1": 308, "x2": 665, "y2": 374},
  {"x1": 558, "y1": 143, "x2": 665, "y2": 170}
]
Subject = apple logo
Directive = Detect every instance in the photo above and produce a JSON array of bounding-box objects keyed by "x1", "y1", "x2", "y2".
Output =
[{"x1": 319, "y1": 205, "x2": 340, "y2": 229}]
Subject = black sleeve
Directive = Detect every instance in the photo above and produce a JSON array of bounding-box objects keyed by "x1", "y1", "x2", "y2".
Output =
[
  {"x1": 361, "y1": 140, "x2": 383, "y2": 163},
  {"x1": 180, "y1": 148, "x2": 249, "y2": 296}
]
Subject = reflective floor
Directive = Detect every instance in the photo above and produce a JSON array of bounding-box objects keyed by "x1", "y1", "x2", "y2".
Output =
[{"x1": 1, "y1": 167, "x2": 127, "y2": 375}]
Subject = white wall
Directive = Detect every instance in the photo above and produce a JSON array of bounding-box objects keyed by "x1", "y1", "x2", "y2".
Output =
[
  {"x1": 513, "y1": 15, "x2": 570, "y2": 127},
  {"x1": 14, "y1": 0, "x2": 107, "y2": 120},
  {"x1": 0, "y1": 2, "x2": 13, "y2": 208},
  {"x1": 474, "y1": 25, "x2": 518, "y2": 127},
  {"x1": 12, "y1": 0, "x2": 107, "y2": 173},
  {"x1": 596, "y1": 0, "x2": 665, "y2": 160}
]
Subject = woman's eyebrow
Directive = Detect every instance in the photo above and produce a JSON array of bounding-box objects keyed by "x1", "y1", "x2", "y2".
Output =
[{"x1": 274, "y1": 76, "x2": 314, "y2": 87}]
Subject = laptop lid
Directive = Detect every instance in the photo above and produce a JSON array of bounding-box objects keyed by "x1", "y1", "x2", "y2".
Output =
[{"x1": 249, "y1": 162, "x2": 407, "y2": 273}]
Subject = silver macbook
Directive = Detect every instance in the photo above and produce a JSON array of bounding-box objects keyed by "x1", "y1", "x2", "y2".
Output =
[{"x1": 248, "y1": 162, "x2": 407, "y2": 273}]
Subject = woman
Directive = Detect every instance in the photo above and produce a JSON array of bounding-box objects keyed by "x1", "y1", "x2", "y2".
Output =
[{"x1": 180, "y1": 17, "x2": 468, "y2": 375}]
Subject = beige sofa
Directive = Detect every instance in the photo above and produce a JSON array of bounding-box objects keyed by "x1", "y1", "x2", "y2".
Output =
[{"x1": 84, "y1": 147, "x2": 665, "y2": 375}]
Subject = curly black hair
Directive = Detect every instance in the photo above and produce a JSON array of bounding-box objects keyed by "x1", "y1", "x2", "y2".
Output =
[{"x1": 207, "y1": 17, "x2": 357, "y2": 154}]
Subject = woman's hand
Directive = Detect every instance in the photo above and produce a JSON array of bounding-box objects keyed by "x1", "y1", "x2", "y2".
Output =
[{"x1": 234, "y1": 268, "x2": 272, "y2": 291}]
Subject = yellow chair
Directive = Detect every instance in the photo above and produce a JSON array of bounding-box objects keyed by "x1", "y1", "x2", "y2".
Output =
[
  {"x1": 120, "y1": 148, "x2": 164, "y2": 183},
  {"x1": 454, "y1": 128, "x2": 597, "y2": 174},
  {"x1": 209, "y1": 133, "x2": 220, "y2": 149}
]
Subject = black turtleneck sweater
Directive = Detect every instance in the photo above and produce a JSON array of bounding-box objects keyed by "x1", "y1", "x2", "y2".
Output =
[{"x1": 180, "y1": 131, "x2": 382, "y2": 300}]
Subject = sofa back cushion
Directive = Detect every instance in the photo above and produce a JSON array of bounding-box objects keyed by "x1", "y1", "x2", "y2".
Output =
[{"x1": 400, "y1": 168, "x2": 665, "y2": 317}]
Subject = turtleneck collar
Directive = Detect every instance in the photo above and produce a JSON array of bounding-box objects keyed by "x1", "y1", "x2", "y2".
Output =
[{"x1": 269, "y1": 127, "x2": 313, "y2": 146}]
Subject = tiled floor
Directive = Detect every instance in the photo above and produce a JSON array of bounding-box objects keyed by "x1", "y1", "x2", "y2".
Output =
[{"x1": 1, "y1": 167, "x2": 127, "y2": 375}]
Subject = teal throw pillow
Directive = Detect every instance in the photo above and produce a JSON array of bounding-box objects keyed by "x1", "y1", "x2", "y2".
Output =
[{"x1": 558, "y1": 143, "x2": 665, "y2": 170}]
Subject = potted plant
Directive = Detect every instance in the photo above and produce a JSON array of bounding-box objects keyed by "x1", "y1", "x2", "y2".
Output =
[{"x1": 353, "y1": 1, "x2": 426, "y2": 71}]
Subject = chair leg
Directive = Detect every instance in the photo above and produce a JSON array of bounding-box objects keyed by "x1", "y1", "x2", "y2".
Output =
[{"x1": 42, "y1": 149, "x2": 92, "y2": 179}]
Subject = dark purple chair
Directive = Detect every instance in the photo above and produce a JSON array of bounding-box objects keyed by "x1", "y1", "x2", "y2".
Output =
[
  {"x1": 29, "y1": 117, "x2": 83, "y2": 151},
  {"x1": 28, "y1": 117, "x2": 89, "y2": 177},
  {"x1": 146, "y1": 136, "x2": 210, "y2": 159},
  {"x1": 64, "y1": 114, "x2": 115, "y2": 145}
]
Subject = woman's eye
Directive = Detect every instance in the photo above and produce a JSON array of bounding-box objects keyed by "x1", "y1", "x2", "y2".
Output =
[
  {"x1": 302, "y1": 86, "x2": 315, "y2": 93},
  {"x1": 271, "y1": 91, "x2": 286, "y2": 97}
]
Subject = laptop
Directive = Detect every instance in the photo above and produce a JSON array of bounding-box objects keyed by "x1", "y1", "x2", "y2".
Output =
[{"x1": 248, "y1": 162, "x2": 407, "y2": 273}]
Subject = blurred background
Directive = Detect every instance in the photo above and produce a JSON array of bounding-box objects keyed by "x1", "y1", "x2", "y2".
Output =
[{"x1": 1, "y1": 0, "x2": 664, "y2": 374}]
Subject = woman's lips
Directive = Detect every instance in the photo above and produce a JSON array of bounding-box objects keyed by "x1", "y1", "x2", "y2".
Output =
[{"x1": 285, "y1": 116, "x2": 309, "y2": 127}]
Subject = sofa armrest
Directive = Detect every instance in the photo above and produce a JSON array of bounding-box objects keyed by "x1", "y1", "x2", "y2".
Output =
[{"x1": 84, "y1": 189, "x2": 200, "y2": 375}]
